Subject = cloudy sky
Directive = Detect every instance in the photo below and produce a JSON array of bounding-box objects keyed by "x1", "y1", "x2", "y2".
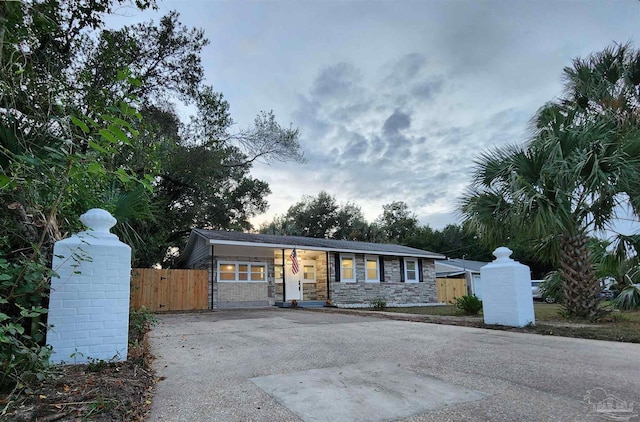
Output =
[{"x1": 110, "y1": 0, "x2": 640, "y2": 230}]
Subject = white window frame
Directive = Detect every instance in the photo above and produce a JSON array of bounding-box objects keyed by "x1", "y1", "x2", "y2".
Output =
[
  {"x1": 302, "y1": 261, "x2": 316, "y2": 282},
  {"x1": 404, "y1": 258, "x2": 419, "y2": 283},
  {"x1": 274, "y1": 264, "x2": 283, "y2": 283},
  {"x1": 217, "y1": 261, "x2": 268, "y2": 282},
  {"x1": 365, "y1": 255, "x2": 380, "y2": 283},
  {"x1": 340, "y1": 254, "x2": 356, "y2": 283}
]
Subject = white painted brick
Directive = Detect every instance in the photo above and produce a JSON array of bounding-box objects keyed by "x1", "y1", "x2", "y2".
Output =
[
  {"x1": 481, "y1": 247, "x2": 535, "y2": 327},
  {"x1": 74, "y1": 336, "x2": 103, "y2": 347},
  {"x1": 51, "y1": 307, "x2": 77, "y2": 316},
  {"x1": 75, "y1": 322, "x2": 104, "y2": 331},
  {"x1": 78, "y1": 291, "x2": 104, "y2": 299},
  {"x1": 46, "y1": 209, "x2": 131, "y2": 364}
]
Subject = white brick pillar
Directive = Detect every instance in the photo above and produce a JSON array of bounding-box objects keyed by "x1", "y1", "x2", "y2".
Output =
[
  {"x1": 480, "y1": 247, "x2": 535, "y2": 327},
  {"x1": 46, "y1": 209, "x2": 131, "y2": 364}
]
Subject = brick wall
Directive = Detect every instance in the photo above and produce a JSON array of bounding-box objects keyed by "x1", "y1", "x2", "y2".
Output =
[{"x1": 213, "y1": 255, "x2": 274, "y2": 308}]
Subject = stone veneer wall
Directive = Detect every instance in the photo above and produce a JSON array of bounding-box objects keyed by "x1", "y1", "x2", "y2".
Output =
[
  {"x1": 329, "y1": 253, "x2": 437, "y2": 306},
  {"x1": 274, "y1": 253, "x2": 329, "y2": 301}
]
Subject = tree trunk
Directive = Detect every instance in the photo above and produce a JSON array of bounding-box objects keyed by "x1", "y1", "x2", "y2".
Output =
[{"x1": 559, "y1": 232, "x2": 601, "y2": 319}]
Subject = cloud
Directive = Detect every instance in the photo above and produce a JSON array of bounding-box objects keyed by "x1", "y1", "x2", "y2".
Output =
[{"x1": 382, "y1": 110, "x2": 411, "y2": 136}]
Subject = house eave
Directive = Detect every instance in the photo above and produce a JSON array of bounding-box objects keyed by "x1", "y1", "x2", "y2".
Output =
[{"x1": 207, "y1": 239, "x2": 444, "y2": 259}]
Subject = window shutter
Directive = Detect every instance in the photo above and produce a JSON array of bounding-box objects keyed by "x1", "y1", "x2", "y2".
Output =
[
  {"x1": 418, "y1": 259, "x2": 424, "y2": 282},
  {"x1": 399, "y1": 258, "x2": 405, "y2": 282},
  {"x1": 379, "y1": 256, "x2": 385, "y2": 282},
  {"x1": 334, "y1": 253, "x2": 341, "y2": 282}
]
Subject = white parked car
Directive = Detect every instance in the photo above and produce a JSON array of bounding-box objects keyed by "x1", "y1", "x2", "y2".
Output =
[{"x1": 531, "y1": 280, "x2": 555, "y2": 303}]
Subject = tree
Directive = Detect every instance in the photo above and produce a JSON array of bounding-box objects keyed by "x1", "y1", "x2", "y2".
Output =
[
  {"x1": 259, "y1": 192, "x2": 377, "y2": 241},
  {"x1": 461, "y1": 44, "x2": 640, "y2": 319},
  {"x1": 375, "y1": 201, "x2": 418, "y2": 243},
  {"x1": 0, "y1": 0, "x2": 303, "y2": 391}
]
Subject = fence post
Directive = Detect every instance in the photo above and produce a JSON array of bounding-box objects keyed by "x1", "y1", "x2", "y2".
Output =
[
  {"x1": 46, "y1": 209, "x2": 131, "y2": 364},
  {"x1": 480, "y1": 247, "x2": 535, "y2": 327}
]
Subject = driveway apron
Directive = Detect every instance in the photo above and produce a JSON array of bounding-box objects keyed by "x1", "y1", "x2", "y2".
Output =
[{"x1": 147, "y1": 309, "x2": 640, "y2": 421}]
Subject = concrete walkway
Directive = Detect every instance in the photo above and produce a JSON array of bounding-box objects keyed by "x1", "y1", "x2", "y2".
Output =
[{"x1": 147, "y1": 308, "x2": 640, "y2": 421}]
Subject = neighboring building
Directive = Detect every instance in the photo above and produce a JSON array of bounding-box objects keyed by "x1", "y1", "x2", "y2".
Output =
[
  {"x1": 435, "y1": 258, "x2": 488, "y2": 300},
  {"x1": 179, "y1": 229, "x2": 445, "y2": 309}
]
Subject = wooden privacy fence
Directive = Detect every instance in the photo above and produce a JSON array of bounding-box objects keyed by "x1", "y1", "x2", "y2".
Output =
[
  {"x1": 436, "y1": 278, "x2": 468, "y2": 304},
  {"x1": 131, "y1": 268, "x2": 209, "y2": 312}
]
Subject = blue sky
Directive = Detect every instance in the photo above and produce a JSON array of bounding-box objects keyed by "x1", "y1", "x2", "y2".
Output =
[{"x1": 108, "y1": 0, "x2": 640, "y2": 230}]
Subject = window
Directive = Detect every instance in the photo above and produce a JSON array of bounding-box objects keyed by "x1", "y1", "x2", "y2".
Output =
[
  {"x1": 405, "y1": 259, "x2": 418, "y2": 283},
  {"x1": 340, "y1": 254, "x2": 356, "y2": 282},
  {"x1": 365, "y1": 255, "x2": 379, "y2": 283},
  {"x1": 219, "y1": 264, "x2": 236, "y2": 281},
  {"x1": 217, "y1": 262, "x2": 267, "y2": 282},
  {"x1": 303, "y1": 264, "x2": 315, "y2": 281},
  {"x1": 274, "y1": 264, "x2": 283, "y2": 281}
]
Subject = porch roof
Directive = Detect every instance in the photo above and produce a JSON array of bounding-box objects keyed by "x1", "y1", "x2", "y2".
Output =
[{"x1": 192, "y1": 229, "x2": 445, "y2": 259}]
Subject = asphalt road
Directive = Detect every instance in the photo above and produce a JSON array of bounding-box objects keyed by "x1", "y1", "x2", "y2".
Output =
[{"x1": 146, "y1": 308, "x2": 640, "y2": 421}]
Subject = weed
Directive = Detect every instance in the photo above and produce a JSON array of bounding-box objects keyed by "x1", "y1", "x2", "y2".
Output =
[
  {"x1": 455, "y1": 295, "x2": 483, "y2": 315},
  {"x1": 370, "y1": 297, "x2": 387, "y2": 311}
]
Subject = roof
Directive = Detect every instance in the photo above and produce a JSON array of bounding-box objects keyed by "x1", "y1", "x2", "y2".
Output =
[
  {"x1": 435, "y1": 258, "x2": 488, "y2": 276},
  {"x1": 187, "y1": 229, "x2": 445, "y2": 259}
]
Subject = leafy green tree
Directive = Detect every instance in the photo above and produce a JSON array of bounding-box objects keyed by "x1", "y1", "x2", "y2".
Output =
[
  {"x1": 461, "y1": 44, "x2": 640, "y2": 319},
  {"x1": 375, "y1": 201, "x2": 418, "y2": 243},
  {"x1": 260, "y1": 192, "x2": 376, "y2": 241},
  {"x1": 0, "y1": 0, "x2": 303, "y2": 391},
  {"x1": 0, "y1": 0, "x2": 157, "y2": 392}
]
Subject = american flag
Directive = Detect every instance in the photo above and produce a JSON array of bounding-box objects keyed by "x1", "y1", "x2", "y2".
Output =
[{"x1": 290, "y1": 248, "x2": 299, "y2": 274}]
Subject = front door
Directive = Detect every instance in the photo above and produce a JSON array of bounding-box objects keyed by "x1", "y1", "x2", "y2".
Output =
[{"x1": 285, "y1": 259, "x2": 302, "y2": 301}]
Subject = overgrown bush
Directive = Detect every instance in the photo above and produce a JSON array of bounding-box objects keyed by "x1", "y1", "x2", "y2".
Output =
[
  {"x1": 455, "y1": 295, "x2": 483, "y2": 315},
  {"x1": 0, "y1": 239, "x2": 53, "y2": 393},
  {"x1": 128, "y1": 307, "x2": 158, "y2": 365},
  {"x1": 613, "y1": 285, "x2": 640, "y2": 310},
  {"x1": 370, "y1": 297, "x2": 387, "y2": 311}
]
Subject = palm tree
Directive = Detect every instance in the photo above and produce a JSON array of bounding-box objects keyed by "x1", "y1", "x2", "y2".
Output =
[{"x1": 461, "y1": 44, "x2": 640, "y2": 319}]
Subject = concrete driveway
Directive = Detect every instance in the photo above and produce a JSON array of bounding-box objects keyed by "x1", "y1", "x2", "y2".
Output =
[{"x1": 147, "y1": 309, "x2": 639, "y2": 421}]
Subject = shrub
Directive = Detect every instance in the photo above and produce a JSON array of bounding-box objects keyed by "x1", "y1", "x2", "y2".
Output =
[
  {"x1": 613, "y1": 285, "x2": 640, "y2": 311},
  {"x1": 455, "y1": 295, "x2": 483, "y2": 315},
  {"x1": 370, "y1": 297, "x2": 387, "y2": 311}
]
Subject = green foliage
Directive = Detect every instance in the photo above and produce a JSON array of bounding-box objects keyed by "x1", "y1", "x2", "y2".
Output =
[
  {"x1": 613, "y1": 285, "x2": 640, "y2": 311},
  {"x1": 541, "y1": 271, "x2": 563, "y2": 304},
  {"x1": 260, "y1": 191, "x2": 377, "y2": 241},
  {"x1": 376, "y1": 201, "x2": 418, "y2": 243},
  {"x1": 129, "y1": 307, "x2": 158, "y2": 336},
  {"x1": 0, "y1": 239, "x2": 52, "y2": 392},
  {"x1": 455, "y1": 295, "x2": 483, "y2": 315},
  {"x1": 370, "y1": 297, "x2": 387, "y2": 311},
  {"x1": 460, "y1": 43, "x2": 640, "y2": 319}
]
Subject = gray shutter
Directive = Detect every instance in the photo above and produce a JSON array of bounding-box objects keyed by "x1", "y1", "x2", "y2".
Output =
[
  {"x1": 334, "y1": 253, "x2": 341, "y2": 282},
  {"x1": 379, "y1": 256, "x2": 385, "y2": 282},
  {"x1": 418, "y1": 259, "x2": 424, "y2": 282},
  {"x1": 399, "y1": 258, "x2": 405, "y2": 282}
]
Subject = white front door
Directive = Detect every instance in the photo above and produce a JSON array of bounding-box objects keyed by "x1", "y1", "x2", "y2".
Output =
[{"x1": 285, "y1": 260, "x2": 302, "y2": 301}]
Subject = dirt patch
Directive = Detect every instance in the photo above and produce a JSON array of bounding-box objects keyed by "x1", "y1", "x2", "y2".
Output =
[
  {"x1": 1, "y1": 313, "x2": 157, "y2": 421},
  {"x1": 2, "y1": 359, "x2": 154, "y2": 421}
]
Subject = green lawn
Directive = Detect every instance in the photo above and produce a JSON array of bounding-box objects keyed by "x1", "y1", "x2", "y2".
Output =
[{"x1": 381, "y1": 302, "x2": 640, "y2": 343}]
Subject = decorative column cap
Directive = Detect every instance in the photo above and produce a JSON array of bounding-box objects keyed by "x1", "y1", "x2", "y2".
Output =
[
  {"x1": 80, "y1": 208, "x2": 117, "y2": 236},
  {"x1": 492, "y1": 247, "x2": 514, "y2": 263}
]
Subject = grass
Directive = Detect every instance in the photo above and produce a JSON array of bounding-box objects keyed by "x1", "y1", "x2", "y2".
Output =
[{"x1": 381, "y1": 302, "x2": 640, "y2": 343}]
